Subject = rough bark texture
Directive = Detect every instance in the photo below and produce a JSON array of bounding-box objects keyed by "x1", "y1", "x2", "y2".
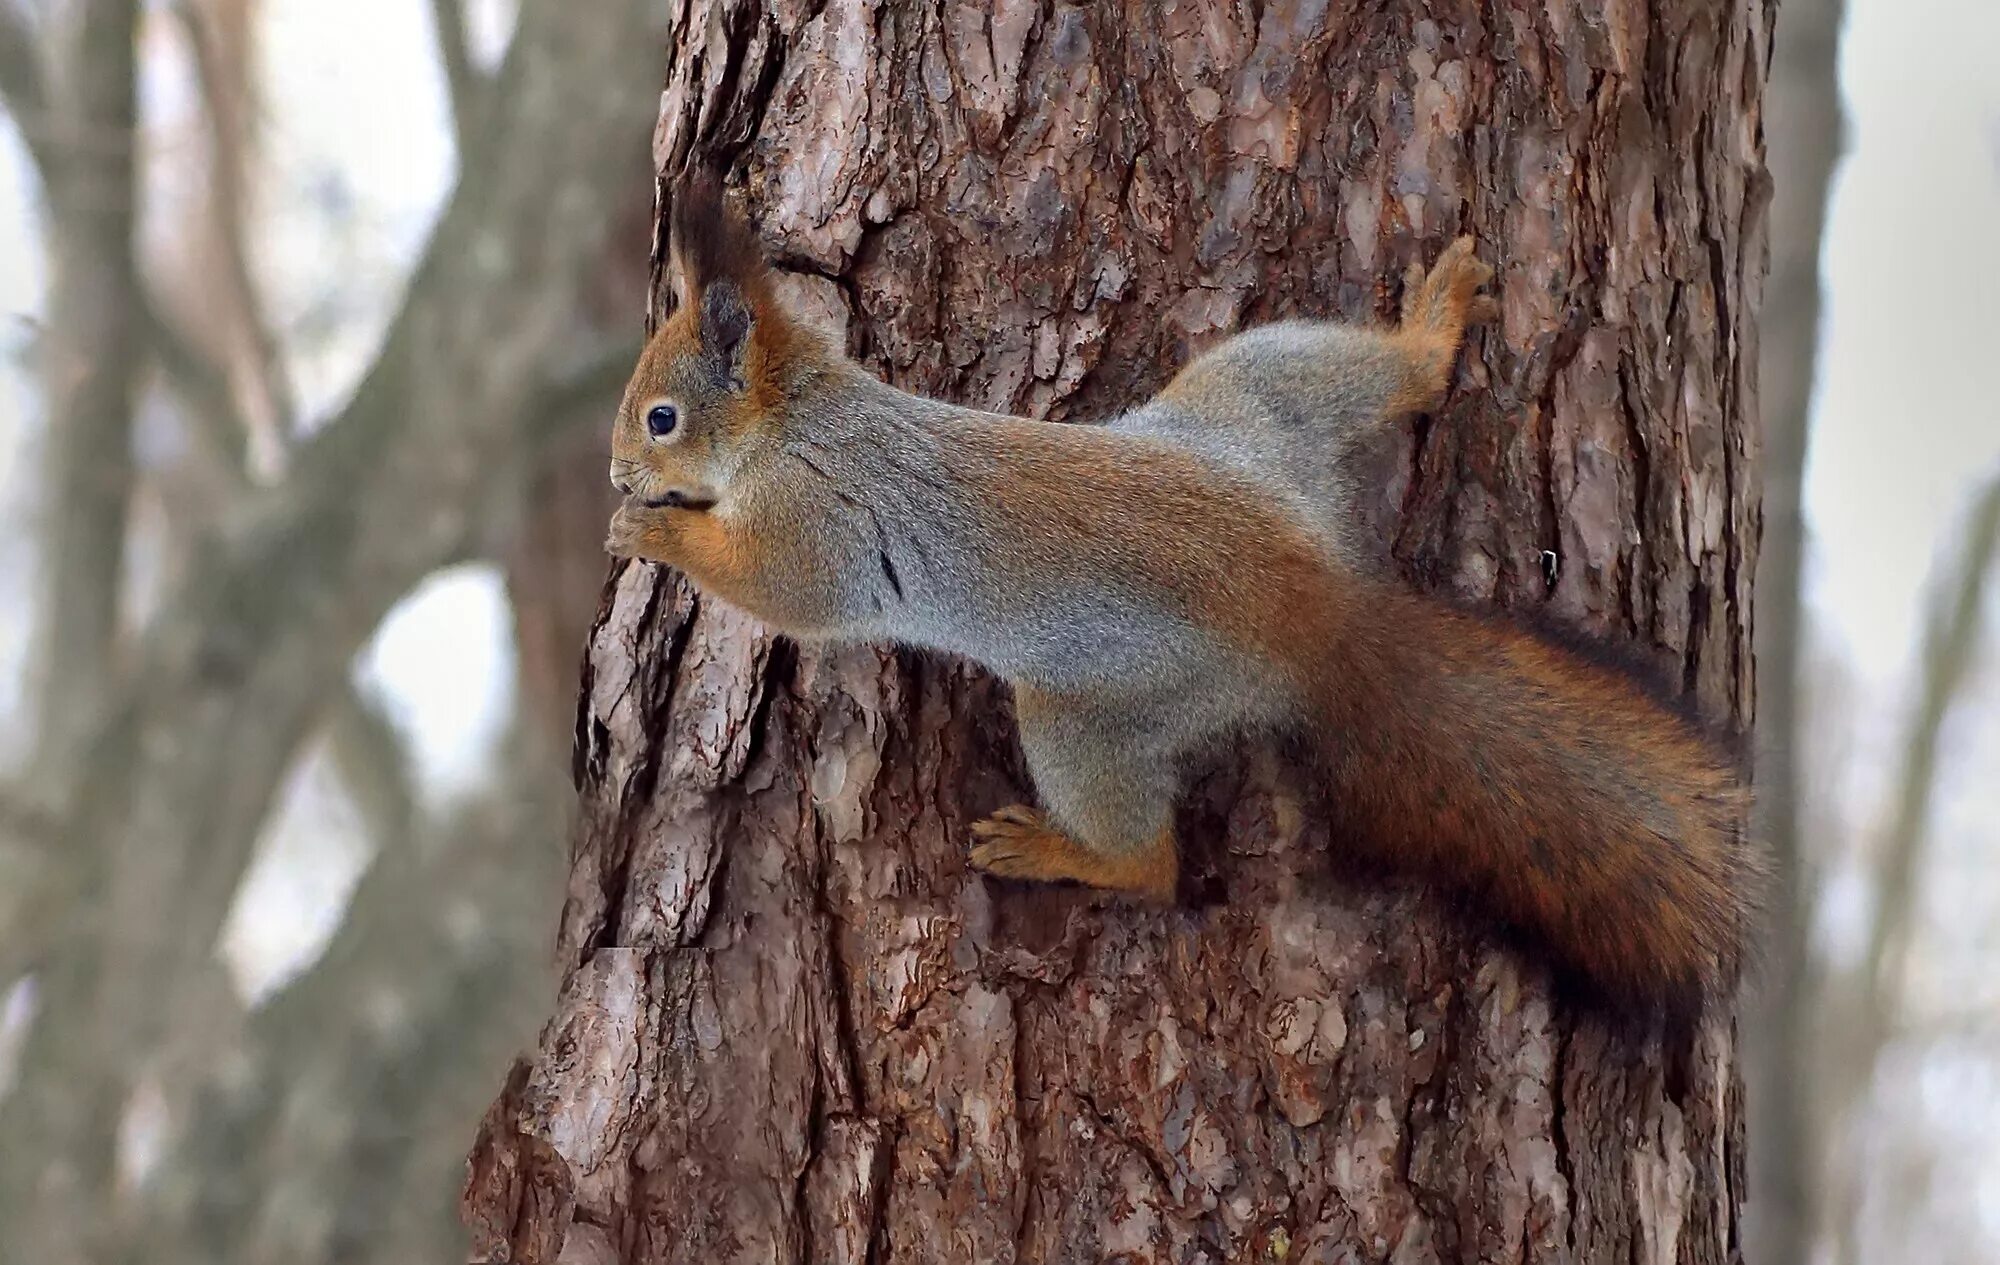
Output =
[{"x1": 465, "y1": 0, "x2": 1770, "y2": 1260}]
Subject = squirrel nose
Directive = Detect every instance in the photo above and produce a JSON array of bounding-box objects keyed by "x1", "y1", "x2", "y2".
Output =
[{"x1": 609, "y1": 466, "x2": 634, "y2": 495}]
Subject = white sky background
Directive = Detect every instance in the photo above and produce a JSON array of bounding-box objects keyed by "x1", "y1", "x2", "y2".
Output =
[
  {"x1": 0, "y1": 0, "x2": 1997, "y2": 1246},
  {"x1": 1808, "y1": 0, "x2": 2000, "y2": 761},
  {"x1": 1804, "y1": 0, "x2": 2000, "y2": 1251}
]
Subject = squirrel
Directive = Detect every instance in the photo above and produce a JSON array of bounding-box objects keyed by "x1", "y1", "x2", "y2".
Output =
[{"x1": 604, "y1": 174, "x2": 1759, "y2": 1017}]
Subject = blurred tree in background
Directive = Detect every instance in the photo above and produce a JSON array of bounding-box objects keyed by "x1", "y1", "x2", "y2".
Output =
[
  {"x1": 1747, "y1": 0, "x2": 1843, "y2": 1258},
  {"x1": 0, "y1": 0, "x2": 659, "y2": 1259}
]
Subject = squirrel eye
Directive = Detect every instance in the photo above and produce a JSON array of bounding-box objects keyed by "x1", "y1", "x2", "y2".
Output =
[{"x1": 645, "y1": 403, "x2": 678, "y2": 438}]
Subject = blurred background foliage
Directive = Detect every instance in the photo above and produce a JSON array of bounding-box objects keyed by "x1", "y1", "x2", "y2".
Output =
[
  {"x1": 0, "y1": 0, "x2": 651, "y2": 1259},
  {"x1": 0, "y1": 0, "x2": 1995, "y2": 1261}
]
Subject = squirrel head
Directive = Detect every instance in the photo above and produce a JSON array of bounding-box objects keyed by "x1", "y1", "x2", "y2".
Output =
[{"x1": 610, "y1": 172, "x2": 824, "y2": 511}]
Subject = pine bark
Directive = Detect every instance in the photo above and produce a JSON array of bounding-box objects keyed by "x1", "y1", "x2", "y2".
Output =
[{"x1": 464, "y1": 0, "x2": 1771, "y2": 1260}]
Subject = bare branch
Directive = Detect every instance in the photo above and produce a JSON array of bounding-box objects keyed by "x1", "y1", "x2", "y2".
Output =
[
  {"x1": 1823, "y1": 480, "x2": 2000, "y2": 1265},
  {"x1": 0, "y1": 2, "x2": 56, "y2": 182},
  {"x1": 140, "y1": 284, "x2": 252, "y2": 477},
  {"x1": 171, "y1": 0, "x2": 297, "y2": 454},
  {"x1": 1744, "y1": 1, "x2": 1846, "y2": 1261},
  {"x1": 325, "y1": 688, "x2": 416, "y2": 856},
  {"x1": 29, "y1": 0, "x2": 142, "y2": 782},
  {"x1": 1866, "y1": 471, "x2": 2000, "y2": 1016},
  {"x1": 429, "y1": 0, "x2": 481, "y2": 152}
]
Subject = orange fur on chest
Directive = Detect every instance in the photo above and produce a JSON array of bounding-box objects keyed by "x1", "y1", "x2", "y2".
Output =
[{"x1": 640, "y1": 508, "x2": 767, "y2": 608}]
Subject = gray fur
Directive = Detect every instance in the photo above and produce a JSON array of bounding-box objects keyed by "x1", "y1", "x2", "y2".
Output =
[
  {"x1": 697, "y1": 317, "x2": 1408, "y2": 857},
  {"x1": 1115, "y1": 321, "x2": 1412, "y2": 567}
]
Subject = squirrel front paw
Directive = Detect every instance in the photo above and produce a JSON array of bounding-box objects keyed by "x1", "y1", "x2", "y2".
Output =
[
  {"x1": 969, "y1": 805, "x2": 1178, "y2": 902},
  {"x1": 605, "y1": 499, "x2": 672, "y2": 560}
]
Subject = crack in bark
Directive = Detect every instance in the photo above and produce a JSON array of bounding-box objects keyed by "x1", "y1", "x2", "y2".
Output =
[{"x1": 1552, "y1": 1024, "x2": 1579, "y2": 1260}]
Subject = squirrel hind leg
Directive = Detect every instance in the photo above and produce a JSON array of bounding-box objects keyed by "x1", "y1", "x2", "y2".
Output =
[
  {"x1": 1386, "y1": 237, "x2": 1497, "y2": 415},
  {"x1": 975, "y1": 686, "x2": 1187, "y2": 901},
  {"x1": 1398, "y1": 236, "x2": 1497, "y2": 334},
  {"x1": 970, "y1": 808, "x2": 1178, "y2": 902}
]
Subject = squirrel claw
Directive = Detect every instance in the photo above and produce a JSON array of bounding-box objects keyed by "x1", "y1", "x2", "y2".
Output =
[
  {"x1": 968, "y1": 805, "x2": 1053, "y2": 874},
  {"x1": 974, "y1": 804, "x2": 1043, "y2": 833},
  {"x1": 969, "y1": 805, "x2": 1178, "y2": 902}
]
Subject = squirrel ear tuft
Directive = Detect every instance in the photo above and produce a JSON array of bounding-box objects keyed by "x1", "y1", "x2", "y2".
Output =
[
  {"x1": 698, "y1": 279, "x2": 754, "y2": 388},
  {"x1": 669, "y1": 168, "x2": 768, "y2": 304},
  {"x1": 669, "y1": 168, "x2": 825, "y2": 398}
]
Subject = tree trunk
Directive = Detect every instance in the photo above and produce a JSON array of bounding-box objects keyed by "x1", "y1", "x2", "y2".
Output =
[
  {"x1": 465, "y1": 1, "x2": 1771, "y2": 1260},
  {"x1": 1744, "y1": 0, "x2": 1842, "y2": 1259}
]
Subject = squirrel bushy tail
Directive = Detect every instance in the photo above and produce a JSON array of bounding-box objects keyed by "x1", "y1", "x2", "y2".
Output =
[{"x1": 1287, "y1": 578, "x2": 1759, "y2": 1016}]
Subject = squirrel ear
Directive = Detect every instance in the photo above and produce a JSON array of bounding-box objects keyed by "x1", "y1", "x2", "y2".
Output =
[
  {"x1": 699, "y1": 279, "x2": 754, "y2": 389},
  {"x1": 669, "y1": 169, "x2": 772, "y2": 393}
]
